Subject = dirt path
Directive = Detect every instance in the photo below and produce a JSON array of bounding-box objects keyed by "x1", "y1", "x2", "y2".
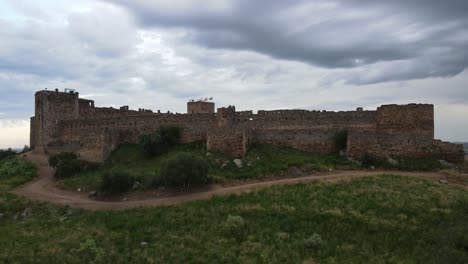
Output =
[{"x1": 12, "y1": 151, "x2": 462, "y2": 211}]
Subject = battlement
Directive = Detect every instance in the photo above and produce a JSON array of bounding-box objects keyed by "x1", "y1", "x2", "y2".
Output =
[{"x1": 30, "y1": 89, "x2": 463, "y2": 163}]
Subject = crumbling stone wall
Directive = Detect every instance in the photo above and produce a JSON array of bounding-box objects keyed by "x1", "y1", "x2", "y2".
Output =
[{"x1": 30, "y1": 90, "x2": 464, "y2": 163}]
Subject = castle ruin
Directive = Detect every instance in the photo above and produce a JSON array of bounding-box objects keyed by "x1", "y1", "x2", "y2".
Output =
[{"x1": 30, "y1": 89, "x2": 464, "y2": 164}]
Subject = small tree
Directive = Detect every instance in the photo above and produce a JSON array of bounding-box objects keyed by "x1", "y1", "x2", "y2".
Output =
[
  {"x1": 138, "y1": 124, "x2": 181, "y2": 157},
  {"x1": 159, "y1": 152, "x2": 209, "y2": 188}
]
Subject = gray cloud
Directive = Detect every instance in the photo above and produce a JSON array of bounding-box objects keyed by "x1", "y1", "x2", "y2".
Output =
[
  {"x1": 0, "y1": 0, "x2": 467, "y2": 146},
  {"x1": 108, "y1": 0, "x2": 468, "y2": 84}
]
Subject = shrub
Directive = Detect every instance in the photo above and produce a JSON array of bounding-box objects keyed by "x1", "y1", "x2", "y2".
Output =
[
  {"x1": 304, "y1": 233, "x2": 324, "y2": 249},
  {"x1": 100, "y1": 171, "x2": 134, "y2": 194},
  {"x1": 49, "y1": 152, "x2": 99, "y2": 178},
  {"x1": 360, "y1": 153, "x2": 384, "y2": 168},
  {"x1": 0, "y1": 158, "x2": 36, "y2": 179},
  {"x1": 157, "y1": 124, "x2": 181, "y2": 146},
  {"x1": 159, "y1": 152, "x2": 209, "y2": 188},
  {"x1": 0, "y1": 148, "x2": 16, "y2": 160},
  {"x1": 223, "y1": 215, "x2": 246, "y2": 241},
  {"x1": 334, "y1": 130, "x2": 348, "y2": 151},
  {"x1": 49, "y1": 152, "x2": 79, "y2": 168},
  {"x1": 139, "y1": 124, "x2": 181, "y2": 157}
]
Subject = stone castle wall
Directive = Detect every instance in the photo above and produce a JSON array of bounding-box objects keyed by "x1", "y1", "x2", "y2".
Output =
[{"x1": 30, "y1": 90, "x2": 464, "y2": 163}]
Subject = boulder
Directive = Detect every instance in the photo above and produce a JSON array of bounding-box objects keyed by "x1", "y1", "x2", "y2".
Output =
[
  {"x1": 438, "y1": 160, "x2": 457, "y2": 169},
  {"x1": 88, "y1": 191, "x2": 98, "y2": 198},
  {"x1": 439, "y1": 179, "x2": 448, "y2": 184},
  {"x1": 233, "y1": 159, "x2": 243, "y2": 168},
  {"x1": 287, "y1": 166, "x2": 303, "y2": 177},
  {"x1": 21, "y1": 208, "x2": 32, "y2": 219},
  {"x1": 387, "y1": 158, "x2": 399, "y2": 166}
]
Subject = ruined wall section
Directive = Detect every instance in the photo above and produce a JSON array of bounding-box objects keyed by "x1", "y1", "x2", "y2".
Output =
[
  {"x1": 346, "y1": 132, "x2": 464, "y2": 163},
  {"x1": 55, "y1": 113, "x2": 217, "y2": 161},
  {"x1": 376, "y1": 104, "x2": 434, "y2": 139}
]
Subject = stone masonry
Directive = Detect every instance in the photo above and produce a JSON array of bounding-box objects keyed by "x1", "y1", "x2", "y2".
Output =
[{"x1": 30, "y1": 89, "x2": 465, "y2": 163}]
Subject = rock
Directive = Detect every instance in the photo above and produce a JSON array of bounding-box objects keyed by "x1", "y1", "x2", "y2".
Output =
[
  {"x1": 287, "y1": 166, "x2": 303, "y2": 177},
  {"x1": 140, "y1": 241, "x2": 148, "y2": 246},
  {"x1": 339, "y1": 150, "x2": 346, "y2": 157},
  {"x1": 439, "y1": 179, "x2": 448, "y2": 184},
  {"x1": 233, "y1": 159, "x2": 243, "y2": 168},
  {"x1": 221, "y1": 161, "x2": 229, "y2": 169},
  {"x1": 133, "y1": 181, "x2": 142, "y2": 189},
  {"x1": 301, "y1": 163, "x2": 316, "y2": 174},
  {"x1": 21, "y1": 208, "x2": 32, "y2": 219},
  {"x1": 438, "y1": 160, "x2": 457, "y2": 169},
  {"x1": 347, "y1": 157, "x2": 362, "y2": 166},
  {"x1": 88, "y1": 191, "x2": 97, "y2": 198},
  {"x1": 0, "y1": 213, "x2": 4, "y2": 219},
  {"x1": 122, "y1": 197, "x2": 128, "y2": 201},
  {"x1": 369, "y1": 166, "x2": 376, "y2": 170},
  {"x1": 77, "y1": 188, "x2": 82, "y2": 192},
  {"x1": 387, "y1": 158, "x2": 399, "y2": 166},
  {"x1": 206, "y1": 152, "x2": 212, "y2": 156}
]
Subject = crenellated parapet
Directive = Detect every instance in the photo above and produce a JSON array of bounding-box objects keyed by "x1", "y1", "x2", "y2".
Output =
[{"x1": 30, "y1": 89, "x2": 464, "y2": 164}]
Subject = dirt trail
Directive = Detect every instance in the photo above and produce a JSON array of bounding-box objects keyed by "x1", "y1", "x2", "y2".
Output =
[{"x1": 13, "y1": 151, "x2": 461, "y2": 211}]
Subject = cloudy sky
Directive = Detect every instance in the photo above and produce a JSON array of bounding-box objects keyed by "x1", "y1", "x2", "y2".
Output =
[{"x1": 1, "y1": 0, "x2": 467, "y2": 148}]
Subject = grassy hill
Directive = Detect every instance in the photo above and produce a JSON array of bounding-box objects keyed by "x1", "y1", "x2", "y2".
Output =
[
  {"x1": 1, "y1": 158, "x2": 468, "y2": 263},
  {"x1": 57, "y1": 142, "x2": 445, "y2": 192},
  {"x1": 59, "y1": 142, "x2": 359, "y2": 192}
]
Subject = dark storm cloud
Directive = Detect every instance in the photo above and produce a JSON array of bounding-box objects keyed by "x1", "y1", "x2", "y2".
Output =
[{"x1": 108, "y1": 0, "x2": 468, "y2": 84}]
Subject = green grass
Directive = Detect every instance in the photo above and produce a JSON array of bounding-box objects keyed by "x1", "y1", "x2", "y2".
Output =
[
  {"x1": 1, "y1": 160, "x2": 468, "y2": 263},
  {"x1": 59, "y1": 142, "x2": 357, "y2": 191}
]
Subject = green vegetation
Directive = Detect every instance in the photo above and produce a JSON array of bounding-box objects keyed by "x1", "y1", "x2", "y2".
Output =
[
  {"x1": 59, "y1": 142, "x2": 356, "y2": 192},
  {"x1": 0, "y1": 158, "x2": 36, "y2": 181},
  {"x1": 159, "y1": 152, "x2": 209, "y2": 188},
  {"x1": 333, "y1": 129, "x2": 348, "y2": 151},
  {"x1": 360, "y1": 153, "x2": 443, "y2": 171},
  {"x1": 0, "y1": 148, "x2": 17, "y2": 160},
  {"x1": 100, "y1": 171, "x2": 134, "y2": 194},
  {"x1": 49, "y1": 152, "x2": 99, "y2": 179},
  {"x1": 1, "y1": 159, "x2": 468, "y2": 263},
  {"x1": 139, "y1": 124, "x2": 181, "y2": 157}
]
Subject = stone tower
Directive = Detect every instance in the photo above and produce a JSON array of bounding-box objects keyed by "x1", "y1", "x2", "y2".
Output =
[{"x1": 30, "y1": 89, "x2": 79, "y2": 150}]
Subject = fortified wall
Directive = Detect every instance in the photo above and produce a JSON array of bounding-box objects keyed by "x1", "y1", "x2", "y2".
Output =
[{"x1": 30, "y1": 89, "x2": 465, "y2": 163}]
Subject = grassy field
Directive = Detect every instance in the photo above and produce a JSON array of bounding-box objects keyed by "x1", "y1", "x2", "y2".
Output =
[
  {"x1": 1, "y1": 158, "x2": 468, "y2": 263},
  {"x1": 59, "y1": 142, "x2": 357, "y2": 191}
]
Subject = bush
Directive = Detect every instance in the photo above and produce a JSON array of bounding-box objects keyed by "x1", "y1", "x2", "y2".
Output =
[
  {"x1": 139, "y1": 124, "x2": 181, "y2": 157},
  {"x1": 334, "y1": 130, "x2": 348, "y2": 151},
  {"x1": 360, "y1": 153, "x2": 384, "y2": 168},
  {"x1": 100, "y1": 171, "x2": 134, "y2": 194},
  {"x1": 0, "y1": 148, "x2": 16, "y2": 160},
  {"x1": 49, "y1": 152, "x2": 78, "y2": 168},
  {"x1": 223, "y1": 215, "x2": 246, "y2": 241},
  {"x1": 159, "y1": 152, "x2": 209, "y2": 188},
  {"x1": 49, "y1": 152, "x2": 99, "y2": 178},
  {"x1": 0, "y1": 158, "x2": 36, "y2": 179},
  {"x1": 304, "y1": 233, "x2": 324, "y2": 249}
]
